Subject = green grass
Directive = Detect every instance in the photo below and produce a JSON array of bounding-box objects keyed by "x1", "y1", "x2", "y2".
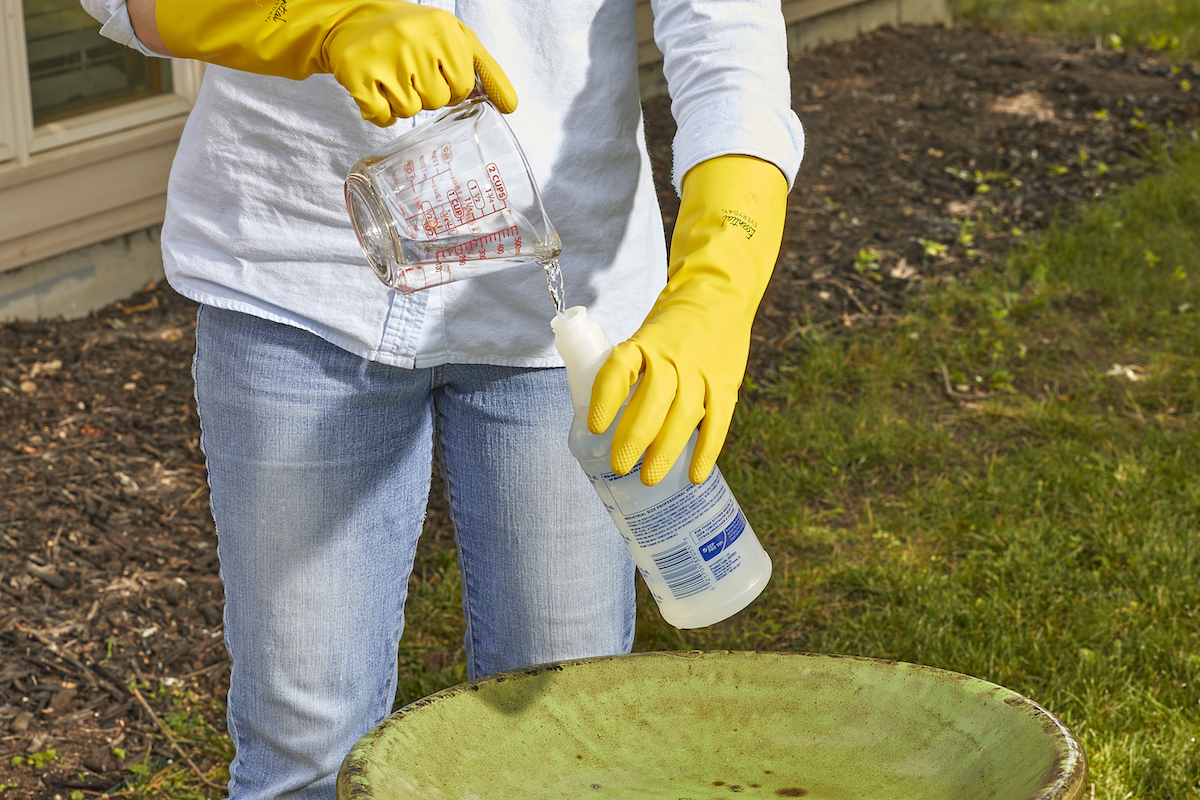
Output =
[
  {"x1": 952, "y1": 0, "x2": 1200, "y2": 62},
  {"x1": 110, "y1": 682, "x2": 234, "y2": 799}
]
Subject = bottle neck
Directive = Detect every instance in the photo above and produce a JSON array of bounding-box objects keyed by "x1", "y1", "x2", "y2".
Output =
[
  {"x1": 551, "y1": 307, "x2": 614, "y2": 413},
  {"x1": 565, "y1": 345, "x2": 612, "y2": 414}
]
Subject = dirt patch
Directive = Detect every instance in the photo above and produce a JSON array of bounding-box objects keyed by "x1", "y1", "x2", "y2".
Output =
[{"x1": 2, "y1": 23, "x2": 1197, "y2": 798}]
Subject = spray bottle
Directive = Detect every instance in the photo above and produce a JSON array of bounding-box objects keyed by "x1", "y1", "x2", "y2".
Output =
[{"x1": 551, "y1": 306, "x2": 772, "y2": 629}]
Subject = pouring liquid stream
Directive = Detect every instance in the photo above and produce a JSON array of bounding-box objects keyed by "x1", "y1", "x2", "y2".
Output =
[{"x1": 543, "y1": 257, "x2": 566, "y2": 315}]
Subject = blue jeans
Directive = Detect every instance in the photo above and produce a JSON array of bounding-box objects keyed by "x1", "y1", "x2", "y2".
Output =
[{"x1": 192, "y1": 306, "x2": 636, "y2": 800}]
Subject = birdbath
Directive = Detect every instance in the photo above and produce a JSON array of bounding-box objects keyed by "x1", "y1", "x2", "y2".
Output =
[{"x1": 337, "y1": 650, "x2": 1087, "y2": 800}]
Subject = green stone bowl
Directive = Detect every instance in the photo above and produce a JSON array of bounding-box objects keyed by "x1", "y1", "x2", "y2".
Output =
[{"x1": 337, "y1": 651, "x2": 1087, "y2": 800}]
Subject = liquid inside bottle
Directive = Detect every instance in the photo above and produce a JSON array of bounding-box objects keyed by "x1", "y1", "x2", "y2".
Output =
[{"x1": 552, "y1": 306, "x2": 772, "y2": 628}]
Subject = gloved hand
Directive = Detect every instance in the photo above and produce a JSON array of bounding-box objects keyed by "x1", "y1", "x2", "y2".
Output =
[
  {"x1": 589, "y1": 155, "x2": 788, "y2": 486},
  {"x1": 155, "y1": 0, "x2": 517, "y2": 125}
]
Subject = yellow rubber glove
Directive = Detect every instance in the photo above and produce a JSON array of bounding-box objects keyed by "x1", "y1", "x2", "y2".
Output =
[
  {"x1": 589, "y1": 155, "x2": 788, "y2": 486},
  {"x1": 155, "y1": 0, "x2": 517, "y2": 125}
]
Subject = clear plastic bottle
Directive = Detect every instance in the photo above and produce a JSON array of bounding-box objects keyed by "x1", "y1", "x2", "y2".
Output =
[{"x1": 551, "y1": 306, "x2": 772, "y2": 629}]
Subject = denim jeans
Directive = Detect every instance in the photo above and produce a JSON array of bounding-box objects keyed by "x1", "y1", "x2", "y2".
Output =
[{"x1": 192, "y1": 306, "x2": 636, "y2": 800}]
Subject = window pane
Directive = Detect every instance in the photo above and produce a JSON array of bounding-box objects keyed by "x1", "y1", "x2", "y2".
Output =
[{"x1": 24, "y1": 0, "x2": 171, "y2": 126}]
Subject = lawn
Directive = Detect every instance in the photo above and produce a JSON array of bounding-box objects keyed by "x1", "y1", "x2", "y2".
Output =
[{"x1": 955, "y1": 0, "x2": 1200, "y2": 61}]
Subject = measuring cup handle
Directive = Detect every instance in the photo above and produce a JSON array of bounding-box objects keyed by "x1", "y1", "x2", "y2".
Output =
[
  {"x1": 467, "y1": 76, "x2": 488, "y2": 104},
  {"x1": 471, "y1": 49, "x2": 518, "y2": 113}
]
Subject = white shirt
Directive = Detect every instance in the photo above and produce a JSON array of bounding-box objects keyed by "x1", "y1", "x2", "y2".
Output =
[{"x1": 83, "y1": 0, "x2": 804, "y2": 369}]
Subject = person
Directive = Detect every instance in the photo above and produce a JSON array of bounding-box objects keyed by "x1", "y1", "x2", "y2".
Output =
[{"x1": 81, "y1": 1, "x2": 804, "y2": 797}]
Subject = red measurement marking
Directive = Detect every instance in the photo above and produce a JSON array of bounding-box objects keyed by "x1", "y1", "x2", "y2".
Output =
[
  {"x1": 486, "y1": 163, "x2": 507, "y2": 201},
  {"x1": 434, "y1": 225, "x2": 520, "y2": 264},
  {"x1": 420, "y1": 201, "x2": 438, "y2": 236}
]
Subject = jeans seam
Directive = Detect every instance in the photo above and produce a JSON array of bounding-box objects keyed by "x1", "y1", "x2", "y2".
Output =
[
  {"x1": 432, "y1": 378, "x2": 480, "y2": 678},
  {"x1": 194, "y1": 305, "x2": 245, "y2": 788}
]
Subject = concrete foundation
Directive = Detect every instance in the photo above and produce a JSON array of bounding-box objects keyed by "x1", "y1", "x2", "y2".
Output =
[
  {"x1": 0, "y1": 227, "x2": 165, "y2": 323},
  {"x1": 789, "y1": 0, "x2": 951, "y2": 52}
]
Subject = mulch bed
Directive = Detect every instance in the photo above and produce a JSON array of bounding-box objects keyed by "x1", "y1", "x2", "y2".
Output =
[{"x1": 3, "y1": 22, "x2": 1197, "y2": 798}]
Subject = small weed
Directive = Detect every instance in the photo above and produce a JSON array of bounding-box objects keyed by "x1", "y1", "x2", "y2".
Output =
[
  {"x1": 956, "y1": 219, "x2": 975, "y2": 248},
  {"x1": 955, "y1": 219, "x2": 980, "y2": 258},
  {"x1": 917, "y1": 238, "x2": 948, "y2": 258},
  {"x1": 1147, "y1": 32, "x2": 1181, "y2": 52},
  {"x1": 10, "y1": 750, "x2": 57, "y2": 769},
  {"x1": 987, "y1": 368, "x2": 1016, "y2": 391},
  {"x1": 854, "y1": 248, "x2": 882, "y2": 280},
  {"x1": 945, "y1": 166, "x2": 1020, "y2": 193}
]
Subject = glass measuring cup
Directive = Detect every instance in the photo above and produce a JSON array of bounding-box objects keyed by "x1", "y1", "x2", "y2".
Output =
[{"x1": 345, "y1": 88, "x2": 561, "y2": 294}]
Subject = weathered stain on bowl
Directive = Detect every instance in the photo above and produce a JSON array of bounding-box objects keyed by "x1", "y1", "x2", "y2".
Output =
[{"x1": 337, "y1": 651, "x2": 1087, "y2": 800}]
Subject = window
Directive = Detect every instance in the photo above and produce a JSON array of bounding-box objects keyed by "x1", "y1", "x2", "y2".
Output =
[
  {"x1": 1, "y1": 0, "x2": 201, "y2": 165},
  {"x1": 25, "y1": 0, "x2": 172, "y2": 126}
]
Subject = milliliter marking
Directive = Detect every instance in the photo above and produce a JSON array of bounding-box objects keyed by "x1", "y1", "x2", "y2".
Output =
[{"x1": 434, "y1": 225, "x2": 522, "y2": 264}]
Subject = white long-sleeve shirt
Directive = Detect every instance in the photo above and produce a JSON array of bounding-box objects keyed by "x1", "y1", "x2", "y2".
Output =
[{"x1": 82, "y1": 0, "x2": 803, "y2": 368}]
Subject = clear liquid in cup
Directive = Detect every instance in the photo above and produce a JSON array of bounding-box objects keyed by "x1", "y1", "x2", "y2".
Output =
[{"x1": 346, "y1": 91, "x2": 561, "y2": 295}]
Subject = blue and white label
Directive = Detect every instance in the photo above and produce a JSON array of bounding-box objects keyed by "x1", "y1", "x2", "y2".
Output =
[{"x1": 699, "y1": 510, "x2": 747, "y2": 562}]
